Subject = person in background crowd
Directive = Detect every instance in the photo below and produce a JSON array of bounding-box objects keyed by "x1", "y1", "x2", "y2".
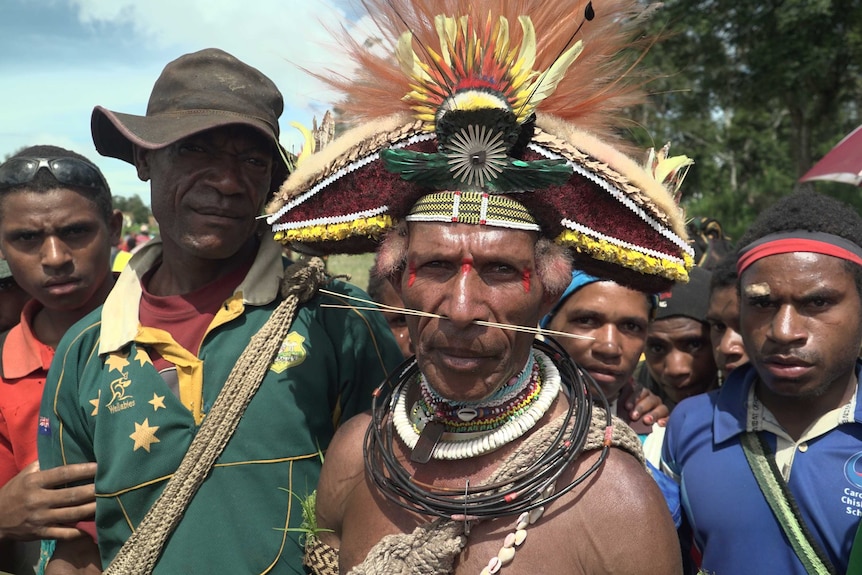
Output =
[
  {"x1": 0, "y1": 146, "x2": 121, "y2": 574},
  {"x1": 0, "y1": 260, "x2": 30, "y2": 333},
  {"x1": 663, "y1": 190, "x2": 862, "y2": 574},
  {"x1": 367, "y1": 266, "x2": 413, "y2": 359},
  {"x1": 38, "y1": 49, "x2": 402, "y2": 574},
  {"x1": 637, "y1": 266, "x2": 719, "y2": 411},
  {"x1": 133, "y1": 224, "x2": 151, "y2": 248},
  {"x1": 541, "y1": 270, "x2": 669, "y2": 434},
  {"x1": 705, "y1": 257, "x2": 749, "y2": 384}
]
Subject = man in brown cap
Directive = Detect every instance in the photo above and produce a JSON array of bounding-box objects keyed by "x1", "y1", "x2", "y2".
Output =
[{"x1": 38, "y1": 48, "x2": 402, "y2": 575}]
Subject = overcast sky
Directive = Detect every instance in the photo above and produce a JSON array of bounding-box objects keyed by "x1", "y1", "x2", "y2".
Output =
[{"x1": 0, "y1": 0, "x2": 371, "y2": 201}]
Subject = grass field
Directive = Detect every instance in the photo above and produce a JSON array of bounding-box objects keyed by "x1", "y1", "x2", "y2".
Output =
[{"x1": 321, "y1": 252, "x2": 376, "y2": 292}]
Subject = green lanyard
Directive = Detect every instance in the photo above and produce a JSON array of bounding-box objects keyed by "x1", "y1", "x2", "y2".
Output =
[{"x1": 740, "y1": 432, "x2": 837, "y2": 575}]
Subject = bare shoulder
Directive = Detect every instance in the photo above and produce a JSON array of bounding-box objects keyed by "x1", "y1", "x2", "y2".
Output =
[
  {"x1": 550, "y1": 447, "x2": 682, "y2": 574},
  {"x1": 315, "y1": 412, "x2": 372, "y2": 543}
]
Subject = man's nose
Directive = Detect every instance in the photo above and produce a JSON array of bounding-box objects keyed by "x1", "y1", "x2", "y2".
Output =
[
  {"x1": 41, "y1": 236, "x2": 72, "y2": 269},
  {"x1": 768, "y1": 304, "x2": 807, "y2": 345},
  {"x1": 664, "y1": 349, "x2": 691, "y2": 378},
  {"x1": 720, "y1": 328, "x2": 746, "y2": 359},
  {"x1": 593, "y1": 324, "x2": 622, "y2": 359},
  {"x1": 442, "y1": 269, "x2": 487, "y2": 329},
  {"x1": 207, "y1": 157, "x2": 245, "y2": 195}
]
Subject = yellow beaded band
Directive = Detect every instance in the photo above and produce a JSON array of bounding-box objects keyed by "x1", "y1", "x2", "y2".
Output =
[
  {"x1": 406, "y1": 191, "x2": 541, "y2": 231},
  {"x1": 555, "y1": 228, "x2": 693, "y2": 282},
  {"x1": 272, "y1": 214, "x2": 394, "y2": 244}
]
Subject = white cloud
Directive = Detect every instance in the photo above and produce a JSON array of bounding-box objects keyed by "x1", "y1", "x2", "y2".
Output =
[
  {"x1": 1, "y1": 0, "x2": 379, "y2": 199},
  {"x1": 68, "y1": 0, "x2": 356, "y2": 112}
]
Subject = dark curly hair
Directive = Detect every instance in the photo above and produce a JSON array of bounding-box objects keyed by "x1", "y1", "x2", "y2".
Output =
[
  {"x1": 736, "y1": 190, "x2": 862, "y2": 297},
  {"x1": 709, "y1": 256, "x2": 738, "y2": 295},
  {"x1": 0, "y1": 145, "x2": 113, "y2": 223}
]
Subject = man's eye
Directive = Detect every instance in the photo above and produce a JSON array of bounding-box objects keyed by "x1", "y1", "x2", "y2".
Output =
[
  {"x1": 686, "y1": 341, "x2": 704, "y2": 353},
  {"x1": 179, "y1": 143, "x2": 205, "y2": 153},
  {"x1": 245, "y1": 156, "x2": 270, "y2": 168},
  {"x1": 622, "y1": 322, "x2": 644, "y2": 333},
  {"x1": 748, "y1": 297, "x2": 775, "y2": 309},
  {"x1": 62, "y1": 226, "x2": 89, "y2": 238}
]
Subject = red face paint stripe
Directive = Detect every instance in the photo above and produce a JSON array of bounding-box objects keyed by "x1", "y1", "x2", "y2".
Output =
[
  {"x1": 461, "y1": 258, "x2": 473, "y2": 274},
  {"x1": 522, "y1": 268, "x2": 531, "y2": 292},
  {"x1": 407, "y1": 262, "x2": 417, "y2": 287}
]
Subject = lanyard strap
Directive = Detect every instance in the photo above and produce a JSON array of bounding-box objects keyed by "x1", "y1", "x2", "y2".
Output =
[{"x1": 740, "y1": 432, "x2": 837, "y2": 575}]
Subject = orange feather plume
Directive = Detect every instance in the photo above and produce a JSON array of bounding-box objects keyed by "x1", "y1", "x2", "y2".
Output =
[{"x1": 321, "y1": 0, "x2": 647, "y2": 142}]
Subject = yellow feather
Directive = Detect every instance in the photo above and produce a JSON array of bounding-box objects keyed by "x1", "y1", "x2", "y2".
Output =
[
  {"x1": 655, "y1": 155, "x2": 695, "y2": 187},
  {"x1": 494, "y1": 16, "x2": 509, "y2": 61},
  {"x1": 516, "y1": 16, "x2": 537, "y2": 72},
  {"x1": 396, "y1": 31, "x2": 417, "y2": 77},
  {"x1": 527, "y1": 40, "x2": 585, "y2": 108},
  {"x1": 289, "y1": 121, "x2": 315, "y2": 164},
  {"x1": 435, "y1": 15, "x2": 455, "y2": 68}
]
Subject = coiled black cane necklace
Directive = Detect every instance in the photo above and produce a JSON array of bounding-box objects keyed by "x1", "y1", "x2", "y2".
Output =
[{"x1": 363, "y1": 337, "x2": 612, "y2": 521}]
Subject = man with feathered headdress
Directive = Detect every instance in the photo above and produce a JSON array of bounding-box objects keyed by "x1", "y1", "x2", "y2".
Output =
[{"x1": 267, "y1": 1, "x2": 691, "y2": 573}]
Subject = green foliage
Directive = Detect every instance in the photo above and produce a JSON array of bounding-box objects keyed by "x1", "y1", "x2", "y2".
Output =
[
  {"x1": 275, "y1": 488, "x2": 333, "y2": 541},
  {"x1": 631, "y1": 0, "x2": 862, "y2": 241},
  {"x1": 112, "y1": 194, "x2": 151, "y2": 227}
]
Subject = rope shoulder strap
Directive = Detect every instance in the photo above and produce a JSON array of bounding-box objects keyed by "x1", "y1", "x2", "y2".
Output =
[
  {"x1": 740, "y1": 431, "x2": 837, "y2": 575},
  {"x1": 104, "y1": 257, "x2": 329, "y2": 575}
]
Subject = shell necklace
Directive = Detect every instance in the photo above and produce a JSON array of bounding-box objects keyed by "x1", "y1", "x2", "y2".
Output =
[{"x1": 393, "y1": 349, "x2": 561, "y2": 461}]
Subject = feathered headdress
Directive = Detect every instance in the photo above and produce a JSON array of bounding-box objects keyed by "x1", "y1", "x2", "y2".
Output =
[{"x1": 266, "y1": 0, "x2": 694, "y2": 292}]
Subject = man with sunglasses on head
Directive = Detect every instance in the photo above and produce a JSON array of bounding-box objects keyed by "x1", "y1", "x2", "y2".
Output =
[
  {"x1": 37, "y1": 48, "x2": 402, "y2": 574},
  {"x1": 0, "y1": 145, "x2": 122, "y2": 574}
]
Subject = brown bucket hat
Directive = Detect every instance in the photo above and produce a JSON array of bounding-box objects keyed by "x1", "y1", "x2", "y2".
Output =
[{"x1": 91, "y1": 47, "x2": 288, "y2": 191}]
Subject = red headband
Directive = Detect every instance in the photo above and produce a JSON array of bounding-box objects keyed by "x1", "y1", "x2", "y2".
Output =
[{"x1": 737, "y1": 237, "x2": 862, "y2": 274}]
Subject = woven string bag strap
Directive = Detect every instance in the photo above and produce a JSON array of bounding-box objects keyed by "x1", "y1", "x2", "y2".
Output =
[
  {"x1": 741, "y1": 432, "x2": 837, "y2": 575},
  {"x1": 104, "y1": 257, "x2": 329, "y2": 575}
]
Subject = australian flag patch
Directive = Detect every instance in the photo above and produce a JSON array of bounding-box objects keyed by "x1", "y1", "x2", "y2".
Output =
[{"x1": 38, "y1": 416, "x2": 51, "y2": 436}]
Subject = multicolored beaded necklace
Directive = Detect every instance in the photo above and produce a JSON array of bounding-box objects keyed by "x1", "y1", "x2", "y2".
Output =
[
  {"x1": 412, "y1": 354, "x2": 542, "y2": 434},
  {"x1": 393, "y1": 349, "x2": 561, "y2": 461}
]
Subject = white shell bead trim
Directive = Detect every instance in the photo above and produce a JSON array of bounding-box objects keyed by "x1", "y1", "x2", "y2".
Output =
[
  {"x1": 267, "y1": 131, "x2": 435, "y2": 224},
  {"x1": 527, "y1": 142, "x2": 693, "y2": 256},
  {"x1": 560, "y1": 218, "x2": 689, "y2": 265},
  {"x1": 393, "y1": 350, "x2": 561, "y2": 460},
  {"x1": 272, "y1": 205, "x2": 390, "y2": 231}
]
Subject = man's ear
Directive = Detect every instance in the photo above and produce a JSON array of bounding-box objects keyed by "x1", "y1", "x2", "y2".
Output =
[
  {"x1": 132, "y1": 145, "x2": 151, "y2": 181},
  {"x1": 108, "y1": 209, "x2": 124, "y2": 247},
  {"x1": 539, "y1": 289, "x2": 558, "y2": 320},
  {"x1": 389, "y1": 269, "x2": 404, "y2": 298}
]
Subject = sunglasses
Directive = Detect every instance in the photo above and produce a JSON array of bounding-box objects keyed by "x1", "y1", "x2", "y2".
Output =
[{"x1": 0, "y1": 157, "x2": 109, "y2": 192}]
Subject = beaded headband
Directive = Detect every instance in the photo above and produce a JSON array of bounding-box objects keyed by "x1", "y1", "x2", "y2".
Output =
[
  {"x1": 737, "y1": 231, "x2": 862, "y2": 274},
  {"x1": 406, "y1": 191, "x2": 540, "y2": 231},
  {"x1": 265, "y1": 0, "x2": 695, "y2": 292}
]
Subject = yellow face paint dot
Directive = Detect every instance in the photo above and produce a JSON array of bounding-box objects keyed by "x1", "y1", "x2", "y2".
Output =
[{"x1": 744, "y1": 282, "x2": 771, "y2": 298}]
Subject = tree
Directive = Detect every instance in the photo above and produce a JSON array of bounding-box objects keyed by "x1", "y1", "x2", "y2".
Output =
[
  {"x1": 630, "y1": 0, "x2": 862, "y2": 240},
  {"x1": 112, "y1": 194, "x2": 151, "y2": 228}
]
